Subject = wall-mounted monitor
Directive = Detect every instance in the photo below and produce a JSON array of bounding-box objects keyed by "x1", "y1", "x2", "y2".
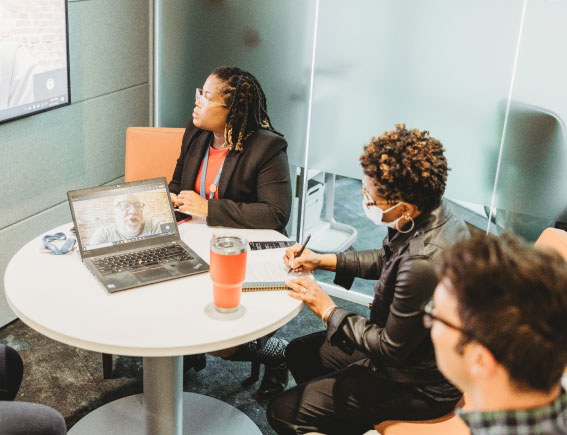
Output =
[{"x1": 0, "y1": 0, "x2": 70, "y2": 124}]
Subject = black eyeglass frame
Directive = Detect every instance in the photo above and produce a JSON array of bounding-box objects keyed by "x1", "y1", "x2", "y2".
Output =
[
  {"x1": 422, "y1": 299, "x2": 475, "y2": 339},
  {"x1": 115, "y1": 201, "x2": 145, "y2": 211}
]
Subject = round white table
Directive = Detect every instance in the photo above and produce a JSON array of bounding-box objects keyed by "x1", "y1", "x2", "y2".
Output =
[{"x1": 4, "y1": 217, "x2": 303, "y2": 435}]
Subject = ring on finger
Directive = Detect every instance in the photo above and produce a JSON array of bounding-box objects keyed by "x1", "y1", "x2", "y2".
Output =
[{"x1": 301, "y1": 287, "x2": 307, "y2": 294}]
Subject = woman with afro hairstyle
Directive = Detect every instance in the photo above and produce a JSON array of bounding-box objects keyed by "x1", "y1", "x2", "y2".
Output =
[
  {"x1": 170, "y1": 66, "x2": 292, "y2": 397},
  {"x1": 268, "y1": 124, "x2": 470, "y2": 434}
]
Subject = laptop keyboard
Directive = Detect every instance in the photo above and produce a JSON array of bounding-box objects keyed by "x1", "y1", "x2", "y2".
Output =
[{"x1": 93, "y1": 245, "x2": 194, "y2": 275}]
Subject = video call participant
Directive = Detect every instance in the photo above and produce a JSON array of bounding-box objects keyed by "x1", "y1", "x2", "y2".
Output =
[
  {"x1": 88, "y1": 194, "x2": 163, "y2": 245},
  {"x1": 0, "y1": 41, "x2": 36, "y2": 110},
  {"x1": 0, "y1": 1, "x2": 38, "y2": 111},
  {"x1": 268, "y1": 124, "x2": 470, "y2": 434},
  {"x1": 0, "y1": 344, "x2": 67, "y2": 434},
  {"x1": 170, "y1": 66, "x2": 292, "y2": 397},
  {"x1": 168, "y1": 65, "x2": 292, "y2": 234},
  {"x1": 427, "y1": 233, "x2": 567, "y2": 435}
]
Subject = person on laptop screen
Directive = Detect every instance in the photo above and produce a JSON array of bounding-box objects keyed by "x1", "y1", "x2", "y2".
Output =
[{"x1": 89, "y1": 194, "x2": 163, "y2": 245}]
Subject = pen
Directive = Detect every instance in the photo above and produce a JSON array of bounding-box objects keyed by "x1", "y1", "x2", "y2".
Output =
[{"x1": 288, "y1": 234, "x2": 311, "y2": 273}]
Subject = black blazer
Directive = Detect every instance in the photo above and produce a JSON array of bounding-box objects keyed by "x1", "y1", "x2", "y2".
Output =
[{"x1": 169, "y1": 120, "x2": 292, "y2": 233}]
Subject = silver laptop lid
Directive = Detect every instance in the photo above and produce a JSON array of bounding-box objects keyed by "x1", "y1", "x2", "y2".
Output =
[{"x1": 68, "y1": 178, "x2": 179, "y2": 259}]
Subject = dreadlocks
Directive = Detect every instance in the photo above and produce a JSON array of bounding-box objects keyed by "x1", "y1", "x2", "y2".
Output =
[{"x1": 211, "y1": 66, "x2": 282, "y2": 151}]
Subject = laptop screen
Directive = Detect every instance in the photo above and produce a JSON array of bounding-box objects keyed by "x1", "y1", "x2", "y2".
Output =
[{"x1": 69, "y1": 180, "x2": 177, "y2": 252}]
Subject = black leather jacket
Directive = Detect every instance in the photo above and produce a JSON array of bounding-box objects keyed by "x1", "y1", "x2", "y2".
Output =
[{"x1": 326, "y1": 199, "x2": 469, "y2": 398}]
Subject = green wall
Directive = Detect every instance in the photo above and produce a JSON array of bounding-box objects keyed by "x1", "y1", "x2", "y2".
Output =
[{"x1": 0, "y1": 0, "x2": 150, "y2": 326}]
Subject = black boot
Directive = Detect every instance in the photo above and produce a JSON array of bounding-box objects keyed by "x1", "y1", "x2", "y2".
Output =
[
  {"x1": 228, "y1": 337, "x2": 289, "y2": 398},
  {"x1": 183, "y1": 353, "x2": 206, "y2": 375},
  {"x1": 258, "y1": 362, "x2": 288, "y2": 398}
]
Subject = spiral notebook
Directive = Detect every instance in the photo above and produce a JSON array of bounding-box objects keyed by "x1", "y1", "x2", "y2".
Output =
[{"x1": 243, "y1": 247, "x2": 311, "y2": 292}]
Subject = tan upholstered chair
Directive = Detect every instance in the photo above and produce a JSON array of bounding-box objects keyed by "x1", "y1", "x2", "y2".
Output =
[
  {"x1": 101, "y1": 127, "x2": 185, "y2": 378},
  {"x1": 372, "y1": 396, "x2": 469, "y2": 435},
  {"x1": 373, "y1": 411, "x2": 469, "y2": 435},
  {"x1": 300, "y1": 397, "x2": 469, "y2": 435},
  {"x1": 124, "y1": 127, "x2": 185, "y2": 183}
]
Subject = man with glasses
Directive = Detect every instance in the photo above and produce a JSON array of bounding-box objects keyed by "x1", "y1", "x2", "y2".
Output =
[
  {"x1": 89, "y1": 193, "x2": 163, "y2": 245},
  {"x1": 426, "y1": 232, "x2": 567, "y2": 434}
]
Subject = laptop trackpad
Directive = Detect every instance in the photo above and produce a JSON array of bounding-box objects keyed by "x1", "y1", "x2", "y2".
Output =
[{"x1": 132, "y1": 266, "x2": 173, "y2": 283}]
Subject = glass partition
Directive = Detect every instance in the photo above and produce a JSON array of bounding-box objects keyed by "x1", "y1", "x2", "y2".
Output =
[
  {"x1": 306, "y1": 0, "x2": 524, "y2": 207},
  {"x1": 155, "y1": 0, "x2": 316, "y2": 168},
  {"x1": 492, "y1": 0, "x2": 567, "y2": 241},
  {"x1": 155, "y1": 0, "x2": 566, "y2": 300},
  {"x1": 302, "y1": 0, "x2": 526, "y2": 297}
]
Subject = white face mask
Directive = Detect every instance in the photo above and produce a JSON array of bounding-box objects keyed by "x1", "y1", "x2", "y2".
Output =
[{"x1": 362, "y1": 196, "x2": 404, "y2": 229}]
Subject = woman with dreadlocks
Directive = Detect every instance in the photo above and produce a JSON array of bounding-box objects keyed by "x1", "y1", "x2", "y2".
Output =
[
  {"x1": 169, "y1": 66, "x2": 291, "y2": 234},
  {"x1": 169, "y1": 66, "x2": 291, "y2": 397}
]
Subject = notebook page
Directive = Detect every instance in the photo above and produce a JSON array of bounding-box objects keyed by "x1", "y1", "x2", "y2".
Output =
[{"x1": 244, "y1": 248, "x2": 310, "y2": 283}]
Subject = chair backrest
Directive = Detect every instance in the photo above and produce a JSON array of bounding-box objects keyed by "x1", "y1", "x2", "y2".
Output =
[
  {"x1": 534, "y1": 228, "x2": 567, "y2": 262},
  {"x1": 374, "y1": 413, "x2": 470, "y2": 435},
  {"x1": 374, "y1": 396, "x2": 470, "y2": 435},
  {"x1": 124, "y1": 127, "x2": 185, "y2": 183}
]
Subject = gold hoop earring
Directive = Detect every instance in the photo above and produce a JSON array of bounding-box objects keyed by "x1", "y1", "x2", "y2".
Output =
[{"x1": 396, "y1": 213, "x2": 415, "y2": 234}]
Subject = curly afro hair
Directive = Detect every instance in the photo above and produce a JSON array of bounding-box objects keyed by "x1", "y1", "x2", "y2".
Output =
[{"x1": 360, "y1": 124, "x2": 448, "y2": 212}]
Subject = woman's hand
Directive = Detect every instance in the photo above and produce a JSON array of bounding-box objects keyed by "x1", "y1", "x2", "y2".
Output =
[
  {"x1": 170, "y1": 192, "x2": 179, "y2": 207},
  {"x1": 287, "y1": 277, "x2": 336, "y2": 321},
  {"x1": 283, "y1": 244, "x2": 337, "y2": 272},
  {"x1": 177, "y1": 190, "x2": 209, "y2": 217},
  {"x1": 284, "y1": 244, "x2": 320, "y2": 271}
]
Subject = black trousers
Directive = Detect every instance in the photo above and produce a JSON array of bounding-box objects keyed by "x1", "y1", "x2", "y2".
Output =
[{"x1": 267, "y1": 331, "x2": 459, "y2": 435}]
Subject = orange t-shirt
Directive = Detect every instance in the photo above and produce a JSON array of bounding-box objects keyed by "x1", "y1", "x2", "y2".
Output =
[{"x1": 194, "y1": 146, "x2": 229, "y2": 199}]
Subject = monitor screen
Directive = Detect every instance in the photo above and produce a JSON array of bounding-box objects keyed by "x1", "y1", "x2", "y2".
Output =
[
  {"x1": 70, "y1": 184, "x2": 177, "y2": 252},
  {"x1": 0, "y1": 0, "x2": 70, "y2": 124}
]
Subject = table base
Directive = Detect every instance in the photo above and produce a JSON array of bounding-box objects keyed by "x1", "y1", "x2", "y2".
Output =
[{"x1": 68, "y1": 393, "x2": 261, "y2": 435}]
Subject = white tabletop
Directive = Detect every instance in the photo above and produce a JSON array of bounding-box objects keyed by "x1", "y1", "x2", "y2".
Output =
[{"x1": 4, "y1": 218, "x2": 303, "y2": 357}]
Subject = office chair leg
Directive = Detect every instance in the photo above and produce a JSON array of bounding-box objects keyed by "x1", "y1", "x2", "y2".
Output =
[
  {"x1": 102, "y1": 353, "x2": 113, "y2": 379},
  {"x1": 242, "y1": 361, "x2": 261, "y2": 387}
]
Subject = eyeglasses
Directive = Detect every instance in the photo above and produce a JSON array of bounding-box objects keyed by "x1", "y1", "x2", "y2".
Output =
[
  {"x1": 422, "y1": 299, "x2": 474, "y2": 338},
  {"x1": 116, "y1": 201, "x2": 145, "y2": 211},
  {"x1": 195, "y1": 88, "x2": 227, "y2": 110}
]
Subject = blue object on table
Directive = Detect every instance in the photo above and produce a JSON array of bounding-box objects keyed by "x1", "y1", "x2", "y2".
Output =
[{"x1": 43, "y1": 232, "x2": 76, "y2": 255}]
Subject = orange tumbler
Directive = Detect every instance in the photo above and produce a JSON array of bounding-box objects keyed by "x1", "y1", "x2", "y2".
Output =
[{"x1": 210, "y1": 235, "x2": 247, "y2": 313}]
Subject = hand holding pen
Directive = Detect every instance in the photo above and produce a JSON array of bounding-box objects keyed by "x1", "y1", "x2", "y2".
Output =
[
  {"x1": 284, "y1": 233, "x2": 338, "y2": 273},
  {"x1": 286, "y1": 234, "x2": 311, "y2": 273}
]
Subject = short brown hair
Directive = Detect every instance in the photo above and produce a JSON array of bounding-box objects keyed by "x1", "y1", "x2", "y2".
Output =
[
  {"x1": 436, "y1": 232, "x2": 567, "y2": 392},
  {"x1": 360, "y1": 124, "x2": 448, "y2": 211}
]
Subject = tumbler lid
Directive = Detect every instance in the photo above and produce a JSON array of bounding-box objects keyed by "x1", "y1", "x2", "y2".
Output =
[{"x1": 210, "y1": 235, "x2": 247, "y2": 255}]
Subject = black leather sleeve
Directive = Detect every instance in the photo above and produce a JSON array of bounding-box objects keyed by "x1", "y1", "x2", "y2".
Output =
[
  {"x1": 333, "y1": 248, "x2": 385, "y2": 289},
  {"x1": 327, "y1": 256, "x2": 438, "y2": 365}
]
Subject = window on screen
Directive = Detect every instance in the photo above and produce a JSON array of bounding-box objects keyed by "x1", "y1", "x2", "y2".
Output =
[{"x1": 0, "y1": 0, "x2": 70, "y2": 124}]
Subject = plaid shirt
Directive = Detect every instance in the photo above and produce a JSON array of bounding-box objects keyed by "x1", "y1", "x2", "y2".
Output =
[{"x1": 458, "y1": 390, "x2": 567, "y2": 435}]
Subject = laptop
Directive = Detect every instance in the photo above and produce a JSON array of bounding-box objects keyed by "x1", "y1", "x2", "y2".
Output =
[{"x1": 67, "y1": 177, "x2": 208, "y2": 293}]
